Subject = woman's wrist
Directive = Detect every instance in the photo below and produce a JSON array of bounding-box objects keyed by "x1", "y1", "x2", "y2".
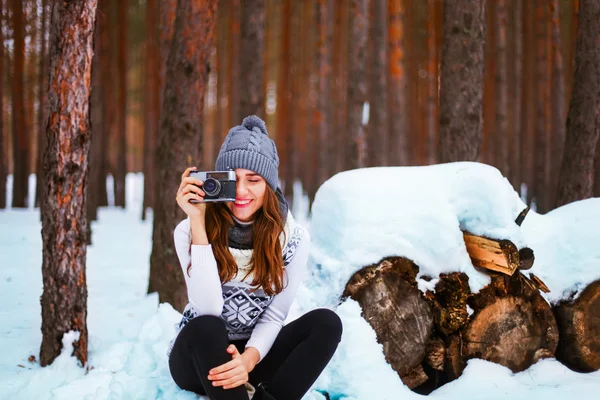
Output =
[
  {"x1": 189, "y1": 215, "x2": 209, "y2": 245},
  {"x1": 241, "y1": 347, "x2": 261, "y2": 372}
]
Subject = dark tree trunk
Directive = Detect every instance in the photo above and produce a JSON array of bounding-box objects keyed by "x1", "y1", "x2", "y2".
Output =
[
  {"x1": 439, "y1": 0, "x2": 486, "y2": 163},
  {"x1": 0, "y1": 0, "x2": 5, "y2": 209},
  {"x1": 333, "y1": 1, "x2": 350, "y2": 173},
  {"x1": 142, "y1": 0, "x2": 160, "y2": 220},
  {"x1": 276, "y1": 0, "x2": 291, "y2": 193},
  {"x1": 367, "y1": 0, "x2": 388, "y2": 167},
  {"x1": 160, "y1": 0, "x2": 176, "y2": 106},
  {"x1": 239, "y1": 0, "x2": 265, "y2": 118},
  {"x1": 315, "y1": 0, "x2": 334, "y2": 188},
  {"x1": 512, "y1": 0, "x2": 523, "y2": 192},
  {"x1": 494, "y1": 0, "x2": 509, "y2": 176},
  {"x1": 148, "y1": 0, "x2": 217, "y2": 311},
  {"x1": 88, "y1": 0, "x2": 104, "y2": 232},
  {"x1": 213, "y1": 1, "x2": 228, "y2": 166},
  {"x1": 556, "y1": 0, "x2": 600, "y2": 207},
  {"x1": 114, "y1": 0, "x2": 127, "y2": 208},
  {"x1": 425, "y1": 0, "x2": 441, "y2": 166},
  {"x1": 522, "y1": 0, "x2": 536, "y2": 204},
  {"x1": 549, "y1": 0, "x2": 566, "y2": 209},
  {"x1": 97, "y1": 0, "x2": 110, "y2": 207},
  {"x1": 36, "y1": 0, "x2": 49, "y2": 209},
  {"x1": 388, "y1": 0, "x2": 409, "y2": 166},
  {"x1": 289, "y1": 0, "x2": 302, "y2": 194},
  {"x1": 228, "y1": 0, "x2": 241, "y2": 127},
  {"x1": 345, "y1": 0, "x2": 369, "y2": 170},
  {"x1": 11, "y1": 0, "x2": 29, "y2": 208},
  {"x1": 40, "y1": 0, "x2": 97, "y2": 367}
]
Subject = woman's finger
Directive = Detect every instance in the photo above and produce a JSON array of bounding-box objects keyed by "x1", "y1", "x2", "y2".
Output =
[
  {"x1": 209, "y1": 358, "x2": 240, "y2": 376},
  {"x1": 181, "y1": 167, "x2": 197, "y2": 180},
  {"x1": 209, "y1": 367, "x2": 239, "y2": 382},
  {"x1": 222, "y1": 379, "x2": 247, "y2": 390},
  {"x1": 182, "y1": 176, "x2": 204, "y2": 187},
  {"x1": 181, "y1": 184, "x2": 205, "y2": 197},
  {"x1": 215, "y1": 373, "x2": 247, "y2": 388}
]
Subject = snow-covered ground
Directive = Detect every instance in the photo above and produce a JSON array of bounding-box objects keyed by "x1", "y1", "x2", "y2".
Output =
[{"x1": 1, "y1": 164, "x2": 599, "y2": 400}]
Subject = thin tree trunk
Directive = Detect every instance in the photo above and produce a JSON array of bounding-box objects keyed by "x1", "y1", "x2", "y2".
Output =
[
  {"x1": 494, "y1": 0, "x2": 509, "y2": 176},
  {"x1": 0, "y1": 0, "x2": 6, "y2": 209},
  {"x1": 11, "y1": 0, "x2": 28, "y2": 207},
  {"x1": 556, "y1": 0, "x2": 600, "y2": 207},
  {"x1": 549, "y1": 0, "x2": 565, "y2": 209},
  {"x1": 88, "y1": 0, "x2": 103, "y2": 230},
  {"x1": 345, "y1": 0, "x2": 369, "y2": 170},
  {"x1": 160, "y1": 0, "x2": 177, "y2": 105},
  {"x1": 315, "y1": 0, "x2": 333, "y2": 188},
  {"x1": 425, "y1": 0, "x2": 441, "y2": 165},
  {"x1": 534, "y1": 0, "x2": 549, "y2": 212},
  {"x1": 368, "y1": 0, "x2": 388, "y2": 167},
  {"x1": 439, "y1": 0, "x2": 487, "y2": 162},
  {"x1": 97, "y1": 0, "x2": 110, "y2": 207},
  {"x1": 213, "y1": 0, "x2": 228, "y2": 166},
  {"x1": 114, "y1": 0, "x2": 127, "y2": 208},
  {"x1": 36, "y1": 0, "x2": 48, "y2": 208},
  {"x1": 335, "y1": 1, "x2": 350, "y2": 173},
  {"x1": 276, "y1": 0, "x2": 291, "y2": 195},
  {"x1": 481, "y1": 2, "x2": 495, "y2": 166},
  {"x1": 388, "y1": 0, "x2": 409, "y2": 166},
  {"x1": 239, "y1": 0, "x2": 265, "y2": 118},
  {"x1": 289, "y1": 0, "x2": 302, "y2": 192},
  {"x1": 142, "y1": 0, "x2": 159, "y2": 220},
  {"x1": 512, "y1": 0, "x2": 523, "y2": 192},
  {"x1": 27, "y1": 1, "x2": 38, "y2": 184},
  {"x1": 40, "y1": 0, "x2": 97, "y2": 367},
  {"x1": 228, "y1": 0, "x2": 241, "y2": 126},
  {"x1": 522, "y1": 0, "x2": 536, "y2": 204},
  {"x1": 148, "y1": 0, "x2": 217, "y2": 311}
]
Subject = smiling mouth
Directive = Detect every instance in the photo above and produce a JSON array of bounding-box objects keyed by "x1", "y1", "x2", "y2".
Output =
[{"x1": 234, "y1": 199, "x2": 252, "y2": 208}]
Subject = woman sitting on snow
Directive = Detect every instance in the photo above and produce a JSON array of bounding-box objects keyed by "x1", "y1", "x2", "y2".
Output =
[{"x1": 168, "y1": 115, "x2": 343, "y2": 400}]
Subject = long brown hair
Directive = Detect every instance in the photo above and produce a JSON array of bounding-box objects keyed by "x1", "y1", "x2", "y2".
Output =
[{"x1": 187, "y1": 186, "x2": 286, "y2": 296}]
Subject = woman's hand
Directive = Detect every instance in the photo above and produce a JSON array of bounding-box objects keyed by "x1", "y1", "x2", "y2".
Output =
[
  {"x1": 176, "y1": 167, "x2": 207, "y2": 218},
  {"x1": 208, "y1": 345, "x2": 252, "y2": 390}
]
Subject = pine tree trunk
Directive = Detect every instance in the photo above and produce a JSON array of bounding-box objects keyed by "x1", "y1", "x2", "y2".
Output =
[
  {"x1": 549, "y1": 0, "x2": 565, "y2": 209},
  {"x1": 345, "y1": 0, "x2": 369, "y2": 170},
  {"x1": 368, "y1": 0, "x2": 388, "y2": 167},
  {"x1": 315, "y1": 0, "x2": 333, "y2": 188},
  {"x1": 439, "y1": 0, "x2": 486, "y2": 162},
  {"x1": 556, "y1": 0, "x2": 600, "y2": 207},
  {"x1": 36, "y1": 0, "x2": 48, "y2": 209},
  {"x1": 0, "y1": 0, "x2": 6, "y2": 209},
  {"x1": 289, "y1": 0, "x2": 302, "y2": 192},
  {"x1": 334, "y1": 1, "x2": 350, "y2": 173},
  {"x1": 239, "y1": 0, "x2": 265, "y2": 118},
  {"x1": 388, "y1": 0, "x2": 409, "y2": 166},
  {"x1": 494, "y1": 0, "x2": 509, "y2": 176},
  {"x1": 115, "y1": 0, "x2": 127, "y2": 208},
  {"x1": 11, "y1": 0, "x2": 29, "y2": 208},
  {"x1": 148, "y1": 0, "x2": 217, "y2": 311},
  {"x1": 512, "y1": 0, "x2": 523, "y2": 192},
  {"x1": 28, "y1": 0, "x2": 38, "y2": 181},
  {"x1": 228, "y1": 0, "x2": 241, "y2": 127},
  {"x1": 88, "y1": 0, "x2": 103, "y2": 229},
  {"x1": 142, "y1": 0, "x2": 160, "y2": 220},
  {"x1": 40, "y1": 0, "x2": 97, "y2": 367},
  {"x1": 160, "y1": 0, "x2": 177, "y2": 105},
  {"x1": 213, "y1": 1, "x2": 228, "y2": 166},
  {"x1": 97, "y1": 0, "x2": 111, "y2": 207},
  {"x1": 425, "y1": 0, "x2": 441, "y2": 166},
  {"x1": 275, "y1": 0, "x2": 291, "y2": 194},
  {"x1": 481, "y1": 2, "x2": 495, "y2": 167},
  {"x1": 522, "y1": 0, "x2": 536, "y2": 204}
]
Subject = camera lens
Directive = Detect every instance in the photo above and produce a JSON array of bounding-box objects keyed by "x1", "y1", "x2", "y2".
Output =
[{"x1": 202, "y1": 178, "x2": 221, "y2": 196}]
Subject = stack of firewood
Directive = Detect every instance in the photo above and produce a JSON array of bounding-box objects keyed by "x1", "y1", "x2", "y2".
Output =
[{"x1": 342, "y1": 207, "x2": 600, "y2": 393}]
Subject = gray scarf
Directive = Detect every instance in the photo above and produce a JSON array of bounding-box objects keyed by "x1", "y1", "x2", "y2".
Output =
[{"x1": 228, "y1": 187, "x2": 289, "y2": 250}]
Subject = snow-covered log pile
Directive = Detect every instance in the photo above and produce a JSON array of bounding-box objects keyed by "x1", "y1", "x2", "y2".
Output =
[{"x1": 304, "y1": 162, "x2": 600, "y2": 393}]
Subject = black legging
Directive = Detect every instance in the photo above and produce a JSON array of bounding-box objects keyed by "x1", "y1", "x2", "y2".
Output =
[{"x1": 169, "y1": 308, "x2": 343, "y2": 400}]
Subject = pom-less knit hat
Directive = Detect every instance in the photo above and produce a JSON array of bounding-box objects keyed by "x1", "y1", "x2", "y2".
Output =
[{"x1": 215, "y1": 115, "x2": 279, "y2": 191}]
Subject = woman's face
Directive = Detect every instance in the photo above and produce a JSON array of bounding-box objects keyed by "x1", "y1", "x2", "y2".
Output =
[{"x1": 226, "y1": 168, "x2": 267, "y2": 222}]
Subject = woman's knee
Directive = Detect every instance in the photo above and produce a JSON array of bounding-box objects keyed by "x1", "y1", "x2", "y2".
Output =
[
  {"x1": 177, "y1": 314, "x2": 228, "y2": 344},
  {"x1": 306, "y1": 308, "x2": 343, "y2": 342}
]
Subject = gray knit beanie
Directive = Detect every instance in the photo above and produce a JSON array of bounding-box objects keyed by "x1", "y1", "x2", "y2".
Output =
[{"x1": 215, "y1": 115, "x2": 279, "y2": 191}]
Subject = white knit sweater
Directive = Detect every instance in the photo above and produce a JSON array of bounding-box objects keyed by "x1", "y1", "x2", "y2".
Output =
[{"x1": 168, "y1": 212, "x2": 310, "y2": 362}]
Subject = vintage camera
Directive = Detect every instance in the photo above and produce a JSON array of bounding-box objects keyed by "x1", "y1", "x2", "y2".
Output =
[{"x1": 189, "y1": 170, "x2": 236, "y2": 203}]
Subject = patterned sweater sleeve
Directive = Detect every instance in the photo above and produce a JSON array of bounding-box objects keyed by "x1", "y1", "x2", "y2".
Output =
[
  {"x1": 245, "y1": 228, "x2": 310, "y2": 362},
  {"x1": 173, "y1": 218, "x2": 224, "y2": 316}
]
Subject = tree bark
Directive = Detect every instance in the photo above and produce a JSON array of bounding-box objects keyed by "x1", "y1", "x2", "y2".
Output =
[
  {"x1": 36, "y1": 0, "x2": 49, "y2": 209},
  {"x1": 439, "y1": 0, "x2": 486, "y2": 163},
  {"x1": 556, "y1": 0, "x2": 600, "y2": 207},
  {"x1": 549, "y1": 0, "x2": 565, "y2": 209},
  {"x1": 40, "y1": 0, "x2": 97, "y2": 366},
  {"x1": 345, "y1": 0, "x2": 369, "y2": 170},
  {"x1": 213, "y1": 1, "x2": 228, "y2": 166},
  {"x1": 494, "y1": 0, "x2": 509, "y2": 176},
  {"x1": 511, "y1": 0, "x2": 523, "y2": 192},
  {"x1": 425, "y1": 0, "x2": 441, "y2": 166},
  {"x1": 11, "y1": 0, "x2": 28, "y2": 207},
  {"x1": 228, "y1": 0, "x2": 241, "y2": 127},
  {"x1": 97, "y1": 0, "x2": 110, "y2": 207},
  {"x1": 239, "y1": 0, "x2": 265, "y2": 118},
  {"x1": 315, "y1": 0, "x2": 334, "y2": 188},
  {"x1": 114, "y1": 0, "x2": 127, "y2": 208},
  {"x1": 388, "y1": 0, "x2": 409, "y2": 166},
  {"x1": 142, "y1": 0, "x2": 160, "y2": 220},
  {"x1": 367, "y1": 0, "x2": 388, "y2": 167},
  {"x1": 148, "y1": 0, "x2": 217, "y2": 311},
  {"x1": 0, "y1": 0, "x2": 5, "y2": 209}
]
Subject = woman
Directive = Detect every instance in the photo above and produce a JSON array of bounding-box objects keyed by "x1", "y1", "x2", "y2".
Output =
[{"x1": 168, "y1": 116, "x2": 343, "y2": 400}]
